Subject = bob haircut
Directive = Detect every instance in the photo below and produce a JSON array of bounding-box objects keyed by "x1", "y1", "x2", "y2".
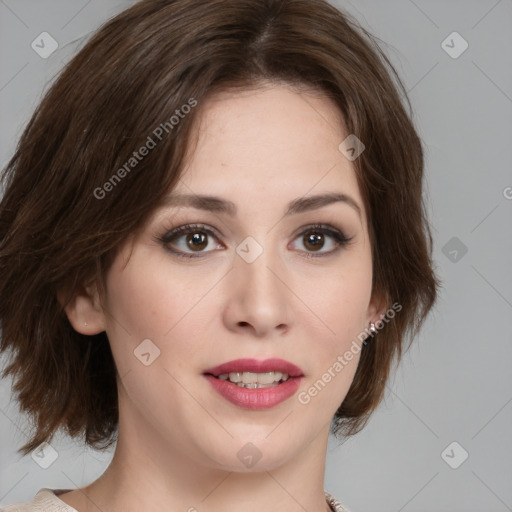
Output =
[{"x1": 0, "y1": 0, "x2": 440, "y2": 457}]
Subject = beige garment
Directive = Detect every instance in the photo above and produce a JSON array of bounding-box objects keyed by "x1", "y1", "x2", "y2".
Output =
[{"x1": 2, "y1": 488, "x2": 351, "y2": 512}]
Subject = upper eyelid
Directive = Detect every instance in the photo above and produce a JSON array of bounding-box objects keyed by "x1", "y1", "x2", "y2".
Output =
[
  {"x1": 155, "y1": 222, "x2": 356, "y2": 261},
  {"x1": 159, "y1": 222, "x2": 351, "y2": 246},
  {"x1": 159, "y1": 223, "x2": 222, "y2": 243}
]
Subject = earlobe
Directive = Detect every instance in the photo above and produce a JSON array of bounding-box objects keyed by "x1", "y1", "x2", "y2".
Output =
[
  {"x1": 57, "y1": 282, "x2": 106, "y2": 335},
  {"x1": 367, "y1": 289, "x2": 389, "y2": 328}
]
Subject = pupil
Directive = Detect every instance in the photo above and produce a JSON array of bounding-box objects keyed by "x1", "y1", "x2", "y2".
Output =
[
  {"x1": 305, "y1": 232, "x2": 323, "y2": 251},
  {"x1": 184, "y1": 231, "x2": 324, "y2": 253},
  {"x1": 187, "y1": 232, "x2": 207, "y2": 250}
]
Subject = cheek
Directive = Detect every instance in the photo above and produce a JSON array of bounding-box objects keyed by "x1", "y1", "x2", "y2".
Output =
[
  {"x1": 105, "y1": 269, "x2": 164, "y2": 335},
  {"x1": 103, "y1": 248, "x2": 190, "y2": 335},
  {"x1": 306, "y1": 259, "x2": 373, "y2": 339},
  {"x1": 299, "y1": 257, "x2": 371, "y2": 399},
  {"x1": 101, "y1": 250, "x2": 211, "y2": 374}
]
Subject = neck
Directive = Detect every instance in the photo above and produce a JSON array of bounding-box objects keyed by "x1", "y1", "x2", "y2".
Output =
[{"x1": 61, "y1": 400, "x2": 334, "y2": 512}]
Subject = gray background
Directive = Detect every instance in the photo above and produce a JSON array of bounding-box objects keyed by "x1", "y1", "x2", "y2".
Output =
[{"x1": 0, "y1": 1, "x2": 511, "y2": 511}]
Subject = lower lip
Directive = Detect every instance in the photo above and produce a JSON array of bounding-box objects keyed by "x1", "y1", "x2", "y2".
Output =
[{"x1": 204, "y1": 375, "x2": 302, "y2": 410}]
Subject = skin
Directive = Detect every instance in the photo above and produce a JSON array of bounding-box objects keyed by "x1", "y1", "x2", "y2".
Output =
[{"x1": 59, "y1": 82, "x2": 385, "y2": 512}]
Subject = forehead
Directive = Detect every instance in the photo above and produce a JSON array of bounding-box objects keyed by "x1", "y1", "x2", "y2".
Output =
[{"x1": 176, "y1": 84, "x2": 364, "y2": 210}]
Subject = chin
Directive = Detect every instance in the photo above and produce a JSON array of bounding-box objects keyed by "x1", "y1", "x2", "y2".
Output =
[{"x1": 199, "y1": 432, "x2": 304, "y2": 473}]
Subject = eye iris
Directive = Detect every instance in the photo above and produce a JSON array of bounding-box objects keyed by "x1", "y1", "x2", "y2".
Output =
[
  {"x1": 186, "y1": 232, "x2": 208, "y2": 251},
  {"x1": 304, "y1": 232, "x2": 324, "y2": 251}
]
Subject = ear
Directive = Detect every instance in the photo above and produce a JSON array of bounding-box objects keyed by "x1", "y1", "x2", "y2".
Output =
[
  {"x1": 366, "y1": 288, "x2": 389, "y2": 327},
  {"x1": 57, "y1": 280, "x2": 106, "y2": 335}
]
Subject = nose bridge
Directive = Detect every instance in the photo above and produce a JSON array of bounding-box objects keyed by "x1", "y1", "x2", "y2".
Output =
[
  {"x1": 235, "y1": 235, "x2": 282, "y2": 299},
  {"x1": 227, "y1": 233, "x2": 291, "y2": 334}
]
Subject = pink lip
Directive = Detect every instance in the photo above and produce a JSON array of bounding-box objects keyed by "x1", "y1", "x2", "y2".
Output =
[
  {"x1": 203, "y1": 358, "x2": 304, "y2": 378},
  {"x1": 203, "y1": 358, "x2": 305, "y2": 410}
]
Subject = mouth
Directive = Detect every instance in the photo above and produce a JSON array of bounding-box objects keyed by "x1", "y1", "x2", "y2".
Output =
[
  {"x1": 203, "y1": 358, "x2": 304, "y2": 408},
  {"x1": 208, "y1": 370, "x2": 293, "y2": 389},
  {"x1": 204, "y1": 358, "x2": 303, "y2": 382}
]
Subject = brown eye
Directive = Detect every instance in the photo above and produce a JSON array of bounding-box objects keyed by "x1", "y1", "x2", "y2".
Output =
[
  {"x1": 290, "y1": 224, "x2": 353, "y2": 258},
  {"x1": 303, "y1": 231, "x2": 325, "y2": 252},
  {"x1": 159, "y1": 224, "x2": 223, "y2": 259},
  {"x1": 157, "y1": 222, "x2": 353, "y2": 260},
  {"x1": 185, "y1": 232, "x2": 208, "y2": 251}
]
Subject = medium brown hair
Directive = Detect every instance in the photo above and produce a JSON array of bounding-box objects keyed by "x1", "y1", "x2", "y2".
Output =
[{"x1": 0, "y1": 0, "x2": 440, "y2": 456}]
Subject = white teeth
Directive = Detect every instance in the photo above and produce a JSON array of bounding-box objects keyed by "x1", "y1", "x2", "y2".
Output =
[
  {"x1": 229, "y1": 372, "x2": 242, "y2": 383},
  {"x1": 218, "y1": 371, "x2": 290, "y2": 386},
  {"x1": 242, "y1": 372, "x2": 255, "y2": 384},
  {"x1": 272, "y1": 371, "x2": 283, "y2": 382},
  {"x1": 257, "y1": 372, "x2": 279, "y2": 385}
]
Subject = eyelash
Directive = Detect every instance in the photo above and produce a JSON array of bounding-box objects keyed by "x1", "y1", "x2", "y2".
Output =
[{"x1": 155, "y1": 222, "x2": 354, "y2": 260}]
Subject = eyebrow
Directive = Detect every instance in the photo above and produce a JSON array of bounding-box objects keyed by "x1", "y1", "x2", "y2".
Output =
[{"x1": 162, "y1": 192, "x2": 362, "y2": 219}]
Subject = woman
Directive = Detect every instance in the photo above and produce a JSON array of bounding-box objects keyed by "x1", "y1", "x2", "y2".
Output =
[{"x1": 0, "y1": 0, "x2": 440, "y2": 510}]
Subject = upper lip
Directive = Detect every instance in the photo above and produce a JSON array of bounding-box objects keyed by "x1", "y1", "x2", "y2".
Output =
[{"x1": 204, "y1": 358, "x2": 304, "y2": 378}]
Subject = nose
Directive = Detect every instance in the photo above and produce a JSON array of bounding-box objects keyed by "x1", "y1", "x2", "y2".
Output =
[{"x1": 222, "y1": 242, "x2": 293, "y2": 338}]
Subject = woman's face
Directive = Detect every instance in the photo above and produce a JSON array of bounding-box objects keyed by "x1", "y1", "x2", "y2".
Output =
[{"x1": 93, "y1": 83, "x2": 381, "y2": 472}]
